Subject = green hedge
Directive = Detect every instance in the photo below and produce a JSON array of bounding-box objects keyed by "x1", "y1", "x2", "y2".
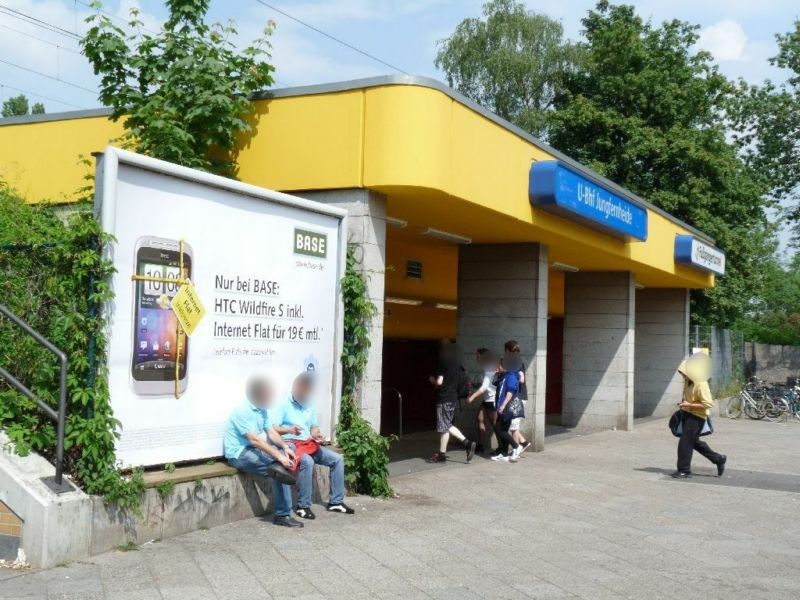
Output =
[{"x1": 0, "y1": 184, "x2": 144, "y2": 509}]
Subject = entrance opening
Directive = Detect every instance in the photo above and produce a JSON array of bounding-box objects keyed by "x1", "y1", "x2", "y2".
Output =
[
  {"x1": 380, "y1": 339, "x2": 439, "y2": 436},
  {"x1": 546, "y1": 317, "x2": 564, "y2": 425}
]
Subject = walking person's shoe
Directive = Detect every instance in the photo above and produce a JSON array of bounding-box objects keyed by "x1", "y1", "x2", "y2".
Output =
[
  {"x1": 327, "y1": 503, "x2": 355, "y2": 514},
  {"x1": 717, "y1": 455, "x2": 727, "y2": 477},
  {"x1": 427, "y1": 452, "x2": 447, "y2": 463},
  {"x1": 509, "y1": 447, "x2": 522, "y2": 463},
  {"x1": 273, "y1": 515, "x2": 304, "y2": 528},
  {"x1": 670, "y1": 471, "x2": 692, "y2": 479},
  {"x1": 518, "y1": 441, "x2": 532, "y2": 455},
  {"x1": 296, "y1": 507, "x2": 316, "y2": 520},
  {"x1": 465, "y1": 440, "x2": 477, "y2": 463},
  {"x1": 491, "y1": 454, "x2": 509, "y2": 462}
]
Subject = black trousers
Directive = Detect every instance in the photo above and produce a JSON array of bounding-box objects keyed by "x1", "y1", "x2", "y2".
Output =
[
  {"x1": 677, "y1": 412, "x2": 723, "y2": 473},
  {"x1": 494, "y1": 417, "x2": 518, "y2": 454}
]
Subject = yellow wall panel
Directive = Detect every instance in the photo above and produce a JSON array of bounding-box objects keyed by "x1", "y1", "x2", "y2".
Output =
[
  {"x1": 384, "y1": 303, "x2": 457, "y2": 340},
  {"x1": 237, "y1": 92, "x2": 364, "y2": 190},
  {"x1": 385, "y1": 236, "x2": 457, "y2": 303},
  {"x1": 0, "y1": 80, "x2": 716, "y2": 291},
  {"x1": 0, "y1": 115, "x2": 121, "y2": 202}
]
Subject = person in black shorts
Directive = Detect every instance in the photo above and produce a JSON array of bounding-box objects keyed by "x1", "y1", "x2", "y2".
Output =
[{"x1": 427, "y1": 341, "x2": 477, "y2": 463}]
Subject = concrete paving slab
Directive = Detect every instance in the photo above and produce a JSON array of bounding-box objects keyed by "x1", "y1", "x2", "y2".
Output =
[{"x1": 3, "y1": 418, "x2": 800, "y2": 599}]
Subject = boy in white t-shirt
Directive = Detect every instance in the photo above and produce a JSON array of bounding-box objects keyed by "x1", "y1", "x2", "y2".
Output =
[{"x1": 467, "y1": 348, "x2": 498, "y2": 454}]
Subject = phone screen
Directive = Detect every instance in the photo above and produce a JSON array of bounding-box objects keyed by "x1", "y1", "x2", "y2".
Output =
[{"x1": 131, "y1": 244, "x2": 191, "y2": 382}]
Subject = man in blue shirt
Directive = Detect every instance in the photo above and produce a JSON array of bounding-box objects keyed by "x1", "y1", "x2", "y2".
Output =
[
  {"x1": 271, "y1": 372, "x2": 354, "y2": 520},
  {"x1": 224, "y1": 375, "x2": 304, "y2": 528}
]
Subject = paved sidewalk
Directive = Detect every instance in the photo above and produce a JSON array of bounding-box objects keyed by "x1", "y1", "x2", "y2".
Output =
[{"x1": 2, "y1": 417, "x2": 799, "y2": 599}]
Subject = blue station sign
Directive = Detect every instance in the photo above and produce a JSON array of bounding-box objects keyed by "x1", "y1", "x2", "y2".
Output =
[
  {"x1": 675, "y1": 235, "x2": 725, "y2": 276},
  {"x1": 529, "y1": 161, "x2": 648, "y2": 241}
]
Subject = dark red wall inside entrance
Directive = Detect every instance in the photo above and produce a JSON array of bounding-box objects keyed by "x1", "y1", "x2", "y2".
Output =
[{"x1": 546, "y1": 318, "x2": 564, "y2": 415}]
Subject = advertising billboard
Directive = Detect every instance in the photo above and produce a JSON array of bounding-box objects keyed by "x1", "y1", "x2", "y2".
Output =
[{"x1": 96, "y1": 148, "x2": 346, "y2": 467}]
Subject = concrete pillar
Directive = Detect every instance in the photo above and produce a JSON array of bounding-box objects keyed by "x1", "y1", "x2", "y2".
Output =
[
  {"x1": 456, "y1": 243, "x2": 548, "y2": 451},
  {"x1": 295, "y1": 189, "x2": 386, "y2": 431},
  {"x1": 634, "y1": 288, "x2": 689, "y2": 418},
  {"x1": 562, "y1": 272, "x2": 634, "y2": 431}
]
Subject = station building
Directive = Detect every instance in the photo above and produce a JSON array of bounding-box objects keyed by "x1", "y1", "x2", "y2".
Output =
[{"x1": 0, "y1": 75, "x2": 725, "y2": 450}]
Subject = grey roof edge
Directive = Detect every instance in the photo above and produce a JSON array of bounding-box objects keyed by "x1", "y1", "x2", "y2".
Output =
[
  {"x1": 1, "y1": 74, "x2": 714, "y2": 244},
  {"x1": 0, "y1": 107, "x2": 112, "y2": 125}
]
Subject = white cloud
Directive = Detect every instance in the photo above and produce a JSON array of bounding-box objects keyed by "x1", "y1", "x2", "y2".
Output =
[{"x1": 698, "y1": 18, "x2": 748, "y2": 61}]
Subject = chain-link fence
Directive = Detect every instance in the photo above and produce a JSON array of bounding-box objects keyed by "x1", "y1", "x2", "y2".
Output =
[{"x1": 688, "y1": 325, "x2": 745, "y2": 395}]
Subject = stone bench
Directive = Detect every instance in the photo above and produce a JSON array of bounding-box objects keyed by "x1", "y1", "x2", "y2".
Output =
[{"x1": 142, "y1": 457, "x2": 334, "y2": 505}]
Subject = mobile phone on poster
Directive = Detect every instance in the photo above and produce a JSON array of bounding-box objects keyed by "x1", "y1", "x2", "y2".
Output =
[{"x1": 130, "y1": 236, "x2": 193, "y2": 395}]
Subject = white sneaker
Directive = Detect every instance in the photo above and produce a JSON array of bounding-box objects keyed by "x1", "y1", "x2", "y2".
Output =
[
  {"x1": 491, "y1": 454, "x2": 509, "y2": 462},
  {"x1": 509, "y1": 447, "x2": 521, "y2": 462}
]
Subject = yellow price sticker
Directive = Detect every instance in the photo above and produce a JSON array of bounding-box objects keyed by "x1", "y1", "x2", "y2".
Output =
[{"x1": 170, "y1": 281, "x2": 206, "y2": 336}]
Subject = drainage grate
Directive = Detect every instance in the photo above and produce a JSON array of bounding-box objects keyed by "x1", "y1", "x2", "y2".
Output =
[{"x1": 663, "y1": 469, "x2": 800, "y2": 493}]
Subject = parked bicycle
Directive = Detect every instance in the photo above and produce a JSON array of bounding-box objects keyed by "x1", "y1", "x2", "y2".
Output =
[
  {"x1": 763, "y1": 380, "x2": 800, "y2": 422},
  {"x1": 725, "y1": 377, "x2": 789, "y2": 422}
]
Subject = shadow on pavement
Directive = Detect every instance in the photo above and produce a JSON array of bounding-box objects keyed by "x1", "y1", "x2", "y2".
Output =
[{"x1": 637, "y1": 466, "x2": 800, "y2": 493}]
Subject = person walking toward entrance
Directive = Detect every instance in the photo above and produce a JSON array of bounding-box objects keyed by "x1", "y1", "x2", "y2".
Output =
[
  {"x1": 503, "y1": 340, "x2": 531, "y2": 455},
  {"x1": 672, "y1": 354, "x2": 726, "y2": 479},
  {"x1": 428, "y1": 341, "x2": 477, "y2": 463},
  {"x1": 491, "y1": 365, "x2": 522, "y2": 462},
  {"x1": 467, "y1": 348, "x2": 498, "y2": 454}
]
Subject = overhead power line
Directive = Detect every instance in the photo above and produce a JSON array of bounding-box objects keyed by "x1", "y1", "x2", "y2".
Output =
[
  {"x1": 0, "y1": 22, "x2": 82, "y2": 55},
  {"x1": 0, "y1": 82, "x2": 88, "y2": 110},
  {"x1": 0, "y1": 57, "x2": 96, "y2": 94},
  {"x1": 253, "y1": 0, "x2": 409, "y2": 75},
  {"x1": 0, "y1": 5, "x2": 82, "y2": 40}
]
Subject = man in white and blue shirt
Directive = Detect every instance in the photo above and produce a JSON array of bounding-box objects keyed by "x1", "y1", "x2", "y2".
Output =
[
  {"x1": 224, "y1": 376, "x2": 304, "y2": 528},
  {"x1": 270, "y1": 372, "x2": 354, "y2": 520}
]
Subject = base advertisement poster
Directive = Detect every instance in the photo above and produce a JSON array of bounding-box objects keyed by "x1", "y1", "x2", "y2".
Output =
[{"x1": 96, "y1": 148, "x2": 346, "y2": 467}]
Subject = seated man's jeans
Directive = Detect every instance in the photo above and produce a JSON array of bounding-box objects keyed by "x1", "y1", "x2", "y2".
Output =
[
  {"x1": 228, "y1": 447, "x2": 292, "y2": 517},
  {"x1": 296, "y1": 445, "x2": 345, "y2": 509}
]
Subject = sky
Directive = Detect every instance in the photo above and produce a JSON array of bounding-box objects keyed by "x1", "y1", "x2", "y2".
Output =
[{"x1": 0, "y1": 0, "x2": 798, "y2": 248}]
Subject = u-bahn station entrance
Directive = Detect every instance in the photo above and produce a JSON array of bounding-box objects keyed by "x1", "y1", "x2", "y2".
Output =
[{"x1": 0, "y1": 75, "x2": 724, "y2": 451}]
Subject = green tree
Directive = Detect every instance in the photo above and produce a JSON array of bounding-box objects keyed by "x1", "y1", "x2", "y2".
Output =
[
  {"x1": 435, "y1": 0, "x2": 575, "y2": 138},
  {"x1": 738, "y1": 253, "x2": 800, "y2": 345},
  {"x1": 729, "y1": 19, "x2": 800, "y2": 237},
  {"x1": 81, "y1": 0, "x2": 275, "y2": 175},
  {"x1": 1, "y1": 94, "x2": 46, "y2": 117},
  {"x1": 547, "y1": 1, "x2": 775, "y2": 326},
  {"x1": 2, "y1": 94, "x2": 30, "y2": 117}
]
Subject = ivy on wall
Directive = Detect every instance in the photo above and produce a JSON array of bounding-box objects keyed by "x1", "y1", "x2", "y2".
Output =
[
  {"x1": 337, "y1": 246, "x2": 394, "y2": 497},
  {"x1": 0, "y1": 183, "x2": 145, "y2": 511}
]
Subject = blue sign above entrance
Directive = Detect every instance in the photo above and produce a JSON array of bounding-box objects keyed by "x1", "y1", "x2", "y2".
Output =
[
  {"x1": 675, "y1": 235, "x2": 725, "y2": 276},
  {"x1": 529, "y1": 161, "x2": 648, "y2": 241}
]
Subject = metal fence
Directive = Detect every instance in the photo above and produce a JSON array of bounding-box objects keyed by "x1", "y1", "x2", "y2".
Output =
[{"x1": 688, "y1": 325, "x2": 745, "y2": 395}]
